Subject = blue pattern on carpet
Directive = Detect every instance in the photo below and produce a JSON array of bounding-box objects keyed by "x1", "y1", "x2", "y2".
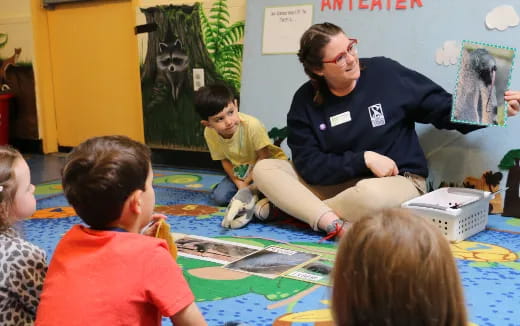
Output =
[
  {"x1": 23, "y1": 179, "x2": 520, "y2": 326},
  {"x1": 153, "y1": 168, "x2": 224, "y2": 192},
  {"x1": 459, "y1": 230, "x2": 520, "y2": 325},
  {"x1": 488, "y1": 214, "x2": 520, "y2": 233}
]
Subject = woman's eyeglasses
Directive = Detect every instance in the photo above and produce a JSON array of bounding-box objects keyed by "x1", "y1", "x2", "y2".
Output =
[{"x1": 322, "y1": 39, "x2": 358, "y2": 67}]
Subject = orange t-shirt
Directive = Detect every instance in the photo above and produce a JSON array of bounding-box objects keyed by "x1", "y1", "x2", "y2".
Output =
[{"x1": 35, "y1": 225, "x2": 194, "y2": 326}]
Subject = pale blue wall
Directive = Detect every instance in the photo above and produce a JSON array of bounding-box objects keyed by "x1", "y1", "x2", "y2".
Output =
[{"x1": 241, "y1": 0, "x2": 520, "y2": 188}]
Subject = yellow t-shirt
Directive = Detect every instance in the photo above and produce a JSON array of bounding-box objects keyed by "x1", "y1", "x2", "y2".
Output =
[{"x1": 204, "y1": 112, "x2": 287, "y2": 179}]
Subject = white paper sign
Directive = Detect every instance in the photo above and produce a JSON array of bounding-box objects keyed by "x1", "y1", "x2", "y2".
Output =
[{"x1": 262, "y1": 4, "x2": 313, "y2": 54}]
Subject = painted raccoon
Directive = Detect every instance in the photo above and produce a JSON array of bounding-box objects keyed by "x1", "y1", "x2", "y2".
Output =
[{"x1": 156, "y1": 39, "x2": 189, "y2": 102}]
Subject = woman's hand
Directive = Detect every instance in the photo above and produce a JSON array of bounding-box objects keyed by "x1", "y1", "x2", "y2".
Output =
[
  {"x1": 364, "y1": 151, "x2": 399, "y2": 177},
  {"x1": 505, "y1": 90, "x2": 520, "y2": 117}
]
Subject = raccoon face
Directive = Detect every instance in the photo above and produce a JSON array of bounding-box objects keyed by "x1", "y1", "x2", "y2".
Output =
[{"x1": 156, "y1": 39, "x2": 189, "y2": 73}]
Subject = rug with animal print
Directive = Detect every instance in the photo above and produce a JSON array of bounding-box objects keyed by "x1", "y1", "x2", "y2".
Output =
[{"x1": 23, "y1": 168, "x2": 520, "y2": 326}]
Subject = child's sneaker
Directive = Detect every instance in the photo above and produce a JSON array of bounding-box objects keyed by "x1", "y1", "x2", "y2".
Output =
[
  {"x1": 253, "y1": 198, "x2": 281, "y2": 222},
  {"x1": 222, "y1": 187, "x2": 258, "y2": 229},
  {"x1": 319, "y1": 219, "x2": 349, "y2": 242}
]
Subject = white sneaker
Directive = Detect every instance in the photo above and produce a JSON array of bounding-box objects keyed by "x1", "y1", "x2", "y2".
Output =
[{"x1": 222, "y1": 188, "x2": 258, "y2": 229}]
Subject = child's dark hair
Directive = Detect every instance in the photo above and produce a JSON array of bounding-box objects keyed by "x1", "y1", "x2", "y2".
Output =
[
  {"x1": 332, "y1": 208, "x2": 468, "y2": 326},
  {"x1": 194, "y1": 83, "x2": 236, "y2": 120},
  {"x1": 62, "y1": 135, "x2": 151, "y2": 229},
  {"x1": 0, "y1": 146, "x2": 23, "y2": 231}
]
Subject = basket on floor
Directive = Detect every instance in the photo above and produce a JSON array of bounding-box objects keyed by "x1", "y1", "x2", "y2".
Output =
[{"x1": 401, "y1": 187, "x2": 494, "y2": 241}]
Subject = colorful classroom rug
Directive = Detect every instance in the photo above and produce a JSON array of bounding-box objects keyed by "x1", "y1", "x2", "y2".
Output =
[{"x1": 23, "y1": 168, "x2": 520, "y2": 326}]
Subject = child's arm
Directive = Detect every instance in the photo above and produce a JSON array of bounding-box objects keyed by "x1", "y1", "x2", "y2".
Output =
[
  {"x1": 242, "y1": 145, "x2": 271, "y2": 185},
  {"x1": 505, "y1": 90, "x2": 520, "y2": 116},
  {"x1": 170, "y1": 302, "x2": 207, "y2": 326},
  {"x1": 11, "y1": 245, "x2": 47, "y2": 316},
  {"x1": 221, "y1": 159, "x2": 248, "y2": 189}
]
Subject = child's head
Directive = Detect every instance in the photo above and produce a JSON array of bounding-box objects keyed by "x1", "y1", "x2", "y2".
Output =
[
  {"x1": 332, "y1": 208, "x2": 467, "y2": 326},
  {"x1": 194, "y1": 83, "x2": 240, "y2": 139},
  {"x1": 62, "y1": 135, "x2": 154, "y2": 230},
  {"x1": 0, "y1": 146, "x2": 36, "y2": 230}
]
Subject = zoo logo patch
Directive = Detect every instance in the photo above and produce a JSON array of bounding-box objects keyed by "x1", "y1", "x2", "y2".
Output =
[{"x1": 368, "y1": 103, "x2": 386, "y2": 127}]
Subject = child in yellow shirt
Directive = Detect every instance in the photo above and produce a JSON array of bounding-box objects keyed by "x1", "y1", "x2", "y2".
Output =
[{"x1": 194, "y1": 83, "x2": 287, "y2": 206}]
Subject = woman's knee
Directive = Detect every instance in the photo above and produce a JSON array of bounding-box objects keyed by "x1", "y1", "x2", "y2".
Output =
[
  {"x1": 355, "y1": 177, "x2": 417, "y2": 207},
  {"x1": 252, "y1": 159, "x2": 292, "y2": 181}
]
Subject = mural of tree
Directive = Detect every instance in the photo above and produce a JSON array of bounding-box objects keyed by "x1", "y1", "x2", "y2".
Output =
[
  {"x1": 140, "y1": 4, "x2": 225, "y2": 149},
  {"x1": 498, "y1": 149, "x2": 520, "y2": 217},
  {"x1": 199, "y1": 0, "x2": 245, "y2": 91}
]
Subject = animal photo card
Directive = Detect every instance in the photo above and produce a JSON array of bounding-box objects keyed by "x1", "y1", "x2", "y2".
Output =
[
  {"x1": 452, "y1": 41, "x2": 516, "y2": 126},
  {"x1": 283, "y1": 258, "x2": 334, "y2": 287},
  {"x1": 174, "y1": 234, "x2": 262, "y2": 264},
  {"x1": 223, "y1": 246, "x2": 319, "y2": 279}
]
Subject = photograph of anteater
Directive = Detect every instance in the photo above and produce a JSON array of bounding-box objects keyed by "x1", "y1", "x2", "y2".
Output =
[
  {"x1": 224, "y1": 246, "x2": 319, "y2": 279},
  {"x1": 452, "y1": 41, "x2": 515, "y2": 126}
]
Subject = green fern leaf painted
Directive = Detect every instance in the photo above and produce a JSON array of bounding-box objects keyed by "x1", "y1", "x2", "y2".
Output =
[{"x1": 198, "y1": 0, "x2": 244, "y2": 90}]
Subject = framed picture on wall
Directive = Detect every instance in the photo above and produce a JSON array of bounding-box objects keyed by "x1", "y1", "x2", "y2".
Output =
[{"x1": 451, "y1": 41, "x2": 516, "y2": 127}]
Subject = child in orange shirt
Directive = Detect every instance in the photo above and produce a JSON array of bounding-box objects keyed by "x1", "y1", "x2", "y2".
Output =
[{"x1": 36, "y1": 136, "x2": 206, "y2": 326}]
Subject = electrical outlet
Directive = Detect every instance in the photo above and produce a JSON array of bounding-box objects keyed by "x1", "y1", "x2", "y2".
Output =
[{"x1": 193, "y1": 68, "x2": 205, "y2": 91}]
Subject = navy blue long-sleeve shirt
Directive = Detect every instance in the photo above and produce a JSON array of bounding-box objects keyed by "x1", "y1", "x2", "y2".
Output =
[{"x1": 287, "y1": 57, "x2": 481, "y2": 185}]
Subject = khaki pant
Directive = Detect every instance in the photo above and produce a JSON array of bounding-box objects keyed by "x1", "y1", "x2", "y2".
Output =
[{"x1": 252, "y1": 159, "x2": 426, "y2": 230}]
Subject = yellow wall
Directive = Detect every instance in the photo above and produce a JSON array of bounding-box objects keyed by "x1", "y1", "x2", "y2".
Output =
[
  {"x1": 31, "y1": 0, "x2": 57, "y2": 152},
  {"x1": 31, "y1": 0, "x2": 144, "y2": 151}
]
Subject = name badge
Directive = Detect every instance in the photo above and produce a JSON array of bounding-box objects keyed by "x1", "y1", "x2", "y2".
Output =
[{"x1": 330, "y1": 111, "x2": 351, "y2": 127}]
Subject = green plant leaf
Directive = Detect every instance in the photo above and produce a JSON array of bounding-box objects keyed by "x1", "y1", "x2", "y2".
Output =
[
  {"x1": 220, "y1": 22, "x2": 245, "y2": 46},
  {"x1": 198, "y1": 0, "x2": 244, "y2": 91}
]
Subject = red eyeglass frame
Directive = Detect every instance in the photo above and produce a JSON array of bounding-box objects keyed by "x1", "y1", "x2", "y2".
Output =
[{"x1": 322, "y1": 38, "x2": 358, "y2": 64}]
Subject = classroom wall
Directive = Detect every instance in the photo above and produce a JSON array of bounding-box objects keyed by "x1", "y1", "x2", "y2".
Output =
[
  {"x1": 28, "y1": 0, "x2": 246, "y2": 152},
  {"x1": 31, "y1": 0, "x2": 144, "y2": 152},
  {"x1": 240, "y1": 0, "x2": 520, "y2": 189},
  {"x1": 135, "y1": 0, "x2": 247, "y2": 150}
]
